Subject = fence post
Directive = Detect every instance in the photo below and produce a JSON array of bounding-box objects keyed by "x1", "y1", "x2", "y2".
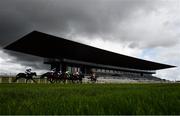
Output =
[
  {"x1": 0, "y1": 77, "x2": 2, "y2": 83},
  {"x1": 38, "y1": 78, "x2": 40, "y2": 83},
  {"x1": 9, "y1": 77, "x2": 12, "y2": 83}
]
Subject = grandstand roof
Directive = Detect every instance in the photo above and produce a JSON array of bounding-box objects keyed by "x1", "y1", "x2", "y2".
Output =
[{"x1": 4, "y1": 31, "x2": 175, "y2": 70}]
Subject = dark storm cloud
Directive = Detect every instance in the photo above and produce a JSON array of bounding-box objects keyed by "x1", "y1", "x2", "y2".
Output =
[
  {"x1": 0, "y1": 0, "x2": 175, "y2": 70},
  {"x1": 0, "y1": 0, "x2": 158, "y2": 47}
]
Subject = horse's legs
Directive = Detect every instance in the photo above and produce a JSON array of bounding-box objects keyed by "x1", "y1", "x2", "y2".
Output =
[
  {"x1": 32, "y1": 78, "x2": 37, "y2": 83},
  {"x1": 26, "y1": 79, "x2": 28, "y2": 83},
  {"x1": 63, "y1": 78, "x2": 66, "y2": 84},
  {"x1": 71, "y1": 78, "x2": 74, "y2": 84},
  {"x1": 79, "y1": 78, "x2": 82, "y2": 84},
  {"x1": 26, "y1": 78, "x2": 32, "y2": 83},
  {"x1": 49, "y1": 78, "x2": 54, "y2": 83}
]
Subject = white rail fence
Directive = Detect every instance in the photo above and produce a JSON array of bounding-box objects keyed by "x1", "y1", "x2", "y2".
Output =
[
  {"x1": 0, "y1": 74, "x2": 96, "y2": 84},
  {"x1": 0, "y1": 73, "x2": 172, "y2": 84},
  {"x1": 0, "y1": 77, "x2": 50, "y2": 84},
  {"x1": 0, "y1": 77, "x2": 171, "y2": 84}
]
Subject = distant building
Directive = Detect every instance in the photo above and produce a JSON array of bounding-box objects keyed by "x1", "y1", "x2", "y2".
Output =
[{"x1": 4, "y1": 31, "x2": 175, "y2": 79}]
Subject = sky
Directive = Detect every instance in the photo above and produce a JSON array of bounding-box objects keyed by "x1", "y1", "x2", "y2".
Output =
[{"x1": 0, "y1": 0, "x2": 179, "y2": 80}]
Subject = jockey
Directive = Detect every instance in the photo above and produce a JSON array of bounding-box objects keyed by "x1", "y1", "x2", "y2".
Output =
[
  {"x1": 65, "y1": 71, "x2": 71, "y2": 78},
  {"x1": 76, "y1": 71, "x2": 79, "y2": 75},
  {"x1": 50, "y1": 68, "x2": 56, "y2": 74},
  {"x1": 75, "y1": 71, "x2": 79, "y2": 77},
  {"x1": 50, "y1": 68, "x2": 61, "y2": 77},
  {"x1": 73, "y1": 71, "x2": 79, "y2": 79},
  {"x1": 73, "y1": 71, "x2": 79, "y2": 76},
  {"x1": 58, "y1": 70, "x2": 62, "y2": 75},
  {"x1": 25, "y1": 67, "x2": 32, "y2": 76}
]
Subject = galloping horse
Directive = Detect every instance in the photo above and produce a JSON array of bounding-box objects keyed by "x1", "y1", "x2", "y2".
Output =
[
  {"x1": 40, "y1": 72, "x2": 62, "y2": 83},
  {"x1": 40, "y1": 71, "x2": 84, "y2": 83},
  {"x1": 89, "y1": 73, "x2": 97, "y2": 83},
  {"x1": 90, "y1": 76, "x2": 97, "y2": 82},
  {"x1": 13, "y1": 72, "x2": 37, "y2": 83},
  {"x1": 70, "y1": 74, "x2": 84, "y2": 83}
]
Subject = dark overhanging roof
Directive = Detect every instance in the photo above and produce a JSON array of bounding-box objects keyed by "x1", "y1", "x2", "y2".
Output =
[{"x1": 4, "y1": 31, "x2": 175, "y2": 70}]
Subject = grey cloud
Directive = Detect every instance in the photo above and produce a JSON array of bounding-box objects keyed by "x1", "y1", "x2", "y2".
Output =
[
  {"x1": 2, "y1": 49, "x2": 49, "y2": 70},
  {"x1": 0, "y1": 0, "x2": 177, "y2": 71},
  {"x1": 0, "y1": 0, "x2": 158, "y2": 46}
]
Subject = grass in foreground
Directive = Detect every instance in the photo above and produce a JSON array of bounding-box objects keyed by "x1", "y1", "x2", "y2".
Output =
[{"x1": 0, "y1": 83, "x2": 180, "y2": 115}]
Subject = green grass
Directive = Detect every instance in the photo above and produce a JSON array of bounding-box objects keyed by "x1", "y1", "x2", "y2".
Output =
[{"x1": 0, "y1": 83, "x2": 180, "y2": 115}]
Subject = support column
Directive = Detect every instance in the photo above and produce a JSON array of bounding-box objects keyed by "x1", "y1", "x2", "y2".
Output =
[
  {"x1": 81, "y1": 65, "x2": 86, "y2": 74},
  {"x1": 61, "y1": 62, "x2": 67, "y2": 73}
]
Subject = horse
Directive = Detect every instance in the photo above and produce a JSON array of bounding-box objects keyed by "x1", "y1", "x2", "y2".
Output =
[
  {"x1": 59, "y1": 72, "x2": 71, "y2": 83},
  {"x1": 40, "y1": 72, "x2": 61, "y2": 83},
  {"x1": 40, "y1": 71, "x2": 84, "y2": 84},
  {"x1": 89, "y1": 75, "x2": 97, "y2": 83},
  {"x1": 70, "y1": 74, "x2": 84, "y2": 83},
  {"x1": 13, "y1": 72, "x2": 37, "y2": 83}
]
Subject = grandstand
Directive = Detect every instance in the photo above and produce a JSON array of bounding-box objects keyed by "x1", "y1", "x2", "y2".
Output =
[{"x1": 4, "y1": 31, "x2": 175, "y2": 81}]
